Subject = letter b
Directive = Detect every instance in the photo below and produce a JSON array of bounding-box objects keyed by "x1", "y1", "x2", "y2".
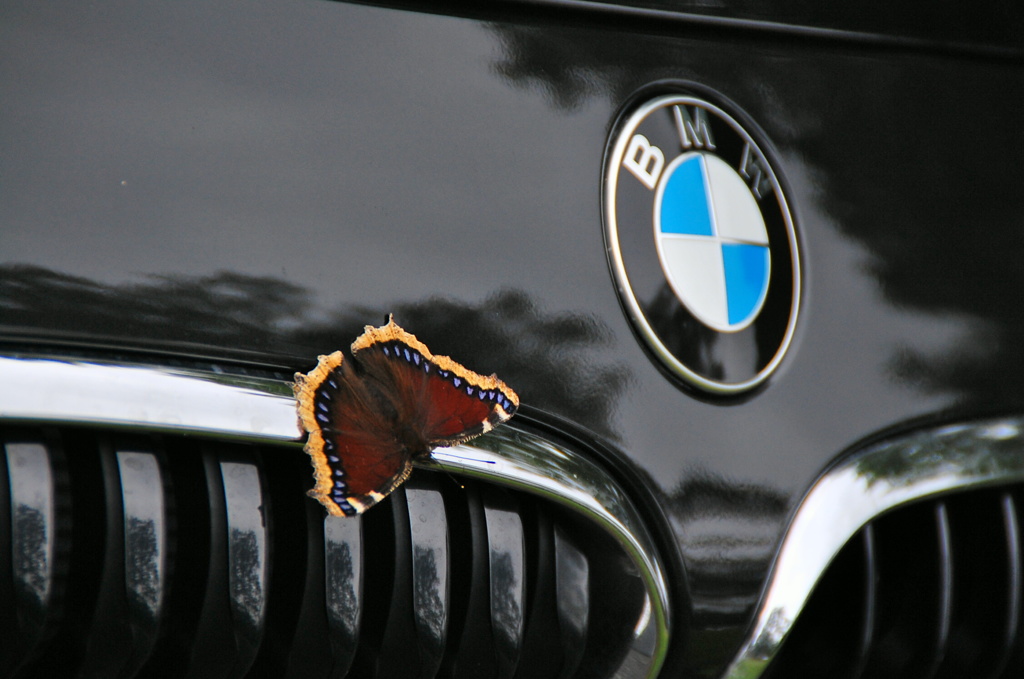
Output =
[{"x1": 623, "y1": 134, "x2": 664, "y2": 190}]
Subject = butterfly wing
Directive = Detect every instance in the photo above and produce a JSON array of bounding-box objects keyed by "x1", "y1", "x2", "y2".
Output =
[
  {"x1": 351, "y1": 317, "x2": 520, "y2": 448},
  {"x1": 294, "y1": 351, "x2": 413, "y2": 516},
  {"x1": 294, "y1": 318, "x2": 520, "y2": 516}
]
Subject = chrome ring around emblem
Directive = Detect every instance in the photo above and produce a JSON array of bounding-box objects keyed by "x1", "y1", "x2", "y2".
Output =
[{"x1": 604, "y1": 91, "x2": 801, "y2": 394}]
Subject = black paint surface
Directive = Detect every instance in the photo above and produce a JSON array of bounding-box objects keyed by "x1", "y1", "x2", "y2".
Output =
[{"x1": 3, "y1": 0, "x2": 1023, "y2": 674}]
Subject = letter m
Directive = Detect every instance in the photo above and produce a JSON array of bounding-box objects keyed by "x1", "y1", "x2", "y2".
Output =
[{"x1": 673, "y1": 106, "x2": 715, "y2": 150}]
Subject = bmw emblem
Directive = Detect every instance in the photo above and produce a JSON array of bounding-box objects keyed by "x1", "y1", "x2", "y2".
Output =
[{"x1": 604, "y1": 89, "x2": 801, "y2": 394}]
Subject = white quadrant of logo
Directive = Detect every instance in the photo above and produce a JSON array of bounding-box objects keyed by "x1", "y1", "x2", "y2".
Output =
[{"x1": 654, "y1": 152, "x2": 770, "y2": 332}]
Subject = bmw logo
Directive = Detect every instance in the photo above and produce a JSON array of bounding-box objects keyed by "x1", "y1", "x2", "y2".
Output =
[{"x1": 604, "y1": 90, "x2": 801, "y2": 394}]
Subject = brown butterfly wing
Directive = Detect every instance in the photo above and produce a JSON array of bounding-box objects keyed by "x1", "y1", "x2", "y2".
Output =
[
  {"x1": 294, "y1": 318, "x2": 519, "y2": 517},
  {"x1": 351, "y1": 318, "x2": 519, "y2": 447},
  {"x1": 294, "y1": 351, "x2": 412, "y2": 517}
]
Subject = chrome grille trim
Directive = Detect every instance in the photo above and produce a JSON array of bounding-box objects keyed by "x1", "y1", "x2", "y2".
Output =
[
  {"x1": 724, "y1": 418, "x2": 1024, "y2": 679},
  {"x1": 0, "y1": 356, "x2": 297, "y2": 441},
  {"x1": 0, "y1": 353, "x2": 670, "y2": 678}
]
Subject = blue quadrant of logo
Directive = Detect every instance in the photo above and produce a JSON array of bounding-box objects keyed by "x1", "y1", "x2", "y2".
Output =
[
  {"x1": 722, "y1": 243, "x2": 769, "y2": 325},
  {"x1": 659, "y1": 156, "x2": 713, "y2": 236}
]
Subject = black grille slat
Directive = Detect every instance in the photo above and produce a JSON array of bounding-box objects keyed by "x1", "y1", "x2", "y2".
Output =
[
  {"x1": 407, "y1": 475, "x2": 450, "y2": 678},
  {"x1": 186, "y1": 449, "x2": 272, "y2": 677},
  {"x1": 852, "y1": 524, "x2": 877, "y2": 679},
  {"x1": 925, "y1": 502, "x2": 953, "y2": 679},
  {"x1": 370, "y1": 483, "x2": 420, "y2": 677},
  {"x1": 484, "y1": 488, "x2": 527, "y2": 679},
  {"x1": 189, "y1": 451, "x2": 241, "y2": 676},
  {"x1": 767, "y1": 485, "x2": 1024, "y2": 679},
  {"x1": 146, "y1": 439, "x2": 211, "y2": 676},
  {"x1": 10, "y1": 442, "x2": 58, "y2": 633},
  {"x1": 447, "y1": 481, "x2": 497, "y2": 678},
  {"x1": 259, "y1": 444, "x2": 318, "y2": 677},
  {"x1": 514, "y1": 504, "x2": 561, "y2": 679},
  {"x1": 324, "y1": 514, "x2": 363, "y2": 676},
  {"x1": 937, "y1": 491, "x2": 1013, "y2": 678},
  {"x1": 553, "y1": 524, "x2": 589, "y2": 678},
  {"x1": 0, "y1": 441, "x2": 14, "y2": 675},
  {"x1": 220, "y1": 457, "x2": 270, "y2": 671},
  {"x1": 45, "y1": 431, "x2": 101, "y2": 675},
  {"x1": 1, "y1": 426, "x2": 646, "y2": 678},
  {"x1": 868, "y1": 501, "x2": 945, "y2": 677},
  {"x1": 75, "y1": 441, "x2": 135, "y2": 677},
  {"x1": 117, "y1": 449, "x2": 169, "y2": 674},
  {"x1": 1, "y1": 440, "x2": 58, "y2": 675},
  {"x1": 998, "y1": 491, "x2": 1024, "y2": 676}
]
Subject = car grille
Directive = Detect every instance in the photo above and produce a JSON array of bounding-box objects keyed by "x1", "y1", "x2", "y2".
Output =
[
  {"x1": 0, "y1": 354, "x2": 671, "y2": 678},
  {"x1": 764, "y1": 483, "x2": 1024, "y2": 678},
  {"x1": 0, "y1": 425, "x2": 648, "y2": 678},
  {"x1": 722, "y1": 418, "x2": 1024, "y2": 679}
]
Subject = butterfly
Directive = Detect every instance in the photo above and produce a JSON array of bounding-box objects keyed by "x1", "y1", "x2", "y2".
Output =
[{"x1": 293, "y1": 316, "x2": 519, "y2": 516}]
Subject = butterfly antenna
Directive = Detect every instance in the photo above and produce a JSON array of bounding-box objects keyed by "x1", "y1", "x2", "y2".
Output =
[
  {"x1": 430, "y1": 448, "x2": 497, "y2": 490},
  {"x1": 438, "y1": 466, "x2": 465, "y2": 490}
]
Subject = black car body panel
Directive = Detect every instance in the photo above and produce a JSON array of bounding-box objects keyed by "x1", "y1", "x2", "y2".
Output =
[{"x1": 3, "y1": 0, "x2": 1023, "y2": 676}]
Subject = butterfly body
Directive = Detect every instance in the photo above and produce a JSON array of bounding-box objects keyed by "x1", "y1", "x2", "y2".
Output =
[{"x1": 294, "y1": 317, "x2": 519, "y2": 516}]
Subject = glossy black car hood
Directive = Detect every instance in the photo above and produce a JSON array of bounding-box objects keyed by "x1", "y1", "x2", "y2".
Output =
[{"x1": 3, "y1": 0, "x2": 1023, "y2": 675}]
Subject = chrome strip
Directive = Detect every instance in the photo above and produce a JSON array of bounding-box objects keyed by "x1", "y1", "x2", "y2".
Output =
[
  {"x1": 0, "y1": 356, "x2": 297, "y2": 441},
  {"x1": 0, "y1": 354, "x2": 670, "y2": 679},
  {"x1": 723, "y1": 418, "x2": 1024, "y2": 679}
]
